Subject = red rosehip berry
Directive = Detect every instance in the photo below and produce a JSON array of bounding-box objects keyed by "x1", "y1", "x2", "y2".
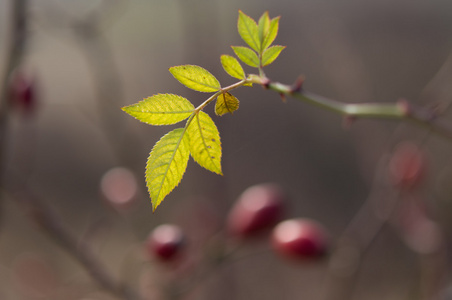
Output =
[
  {"x1": 227, "y1": 183, "x2": 285, "y2": 237},
  {"x1": 271, "y1": 218, "x2": 329, "y2": 260},
  {"x1": 146, "y1": 224, "x2": 185, "y2": 262},
  {"x1": 8, "y1": 70, "x2": 37, "y2": 115},
  {"x1": 389, "y1": 142, "x2": 427, "y2": 189}
]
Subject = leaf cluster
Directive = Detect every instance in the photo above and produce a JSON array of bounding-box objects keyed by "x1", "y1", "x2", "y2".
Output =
[{"x1": 122, "y1": 11, "x2": 284, "y2": 211}]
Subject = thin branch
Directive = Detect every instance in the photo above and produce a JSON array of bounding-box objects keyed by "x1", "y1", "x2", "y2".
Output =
[
  {"x1": 0, "y1": 0, "x2": 28, "y2": 236},
  {"x1": 247, "y1": 76, "x2": 452, "y2": 141},
  {"x1": 6, "y1": 181, "x2": 142, "y2": 300},
  {"x1": 320, "y1": 157, "x2": 400, "y2": 300}
]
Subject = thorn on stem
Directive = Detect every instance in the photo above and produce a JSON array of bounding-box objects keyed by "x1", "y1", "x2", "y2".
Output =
[
  {"x1": 342, "y1": 115, "x2": 357, "y2": 129},
  {"x1": 261, "y1": 77, "x2": 271, "y2": 89},
  {"x1": 279, "y1": 93, "x2": 286, "y2": 102},
  {"x1": 290, "y1": 76, "x2": 305, "y2": 94}
]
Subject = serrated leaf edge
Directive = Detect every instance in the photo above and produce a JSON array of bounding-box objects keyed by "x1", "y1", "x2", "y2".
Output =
[
  {"x1": 188, "y1": 112, "x2": 222, "y2": 175},
  {"x1": 231, "y1": 46, "x2": 260, "y2": 68},
  {"x1": 146, "y1": 128, "x2": 190, "y2": 211},
  {"x1": 220, "y1": 55, "x2": 246, "y2": 80},
  {"x1": 238, "y1": 10, "x2": 260, "y2": 52},
  {"x1": 215, "y1": 92, "x2": 239, "y2": 116},
  {"x1": 122, "y1": 93, "x2": 195, "y2": 126},
  {"x1": 169, "y1": 65, "x2": 221, "y2": 92}
]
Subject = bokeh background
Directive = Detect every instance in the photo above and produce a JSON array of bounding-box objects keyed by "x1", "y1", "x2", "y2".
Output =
[{"x1": 2, "y1": 0, "x2": 452, "y2": 299}]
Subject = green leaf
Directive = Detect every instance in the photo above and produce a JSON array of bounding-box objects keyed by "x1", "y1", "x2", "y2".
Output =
[
  {"x1": 169, "y1": 65, "x2": 221, "y2": 92},
  {"x1": 187, "y1": 111, "x2": 222, "y2": 175},
  {"x1": 262, "y1": 45, "x2": 285, "y2": 66},
  {"x1": 122, "y1": 94, "x2": 194, "y2": 125},
  {"x1": 258, "y1": 12, "x2": 270, "y2": 50},
  {"x1": 237, "y1": 10, "x2": 260, "y2": 52},
  {"x1": 262, "y1": 16, "x2": 280, "y2": 50},
  {"x1": 215, "y1": 92, "x2": 239, "y2": 116},
  {"x1": 232, "y1": 46, "x2": 260, "y2": 68},
  {"x1": 146, "y1": 128, "x2": 190, "y2": 211},
  {"x1": 221, "y1": 55, "x2": 245, "y2": 80}
]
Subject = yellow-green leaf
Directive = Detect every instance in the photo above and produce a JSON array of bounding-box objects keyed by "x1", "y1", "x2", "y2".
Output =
[
  {"x1": 122, "y1": 94, "x2": 194, "y2": 125},
  {"x1": 258, "y1": 12, "x2": 270, "y2": 51},
  {"x1": 146, "y1": 128, "x2": 190, "y2": 211},
  {"x1": 215, "y1": 92, "x2": 239, "y2": 116},
  {"x1": 187, "y1": 112, "x2": 222, "y2": 175},
  {"x1": 220, "y1": 55, "x2": 245, "y2": 80},
  {"x1": 232, "y1": 46, "x2": 259, "y2": 68},
  {"x1": 169, "y1": 65, "x2": 221, "y2": 92},
  {"x1": 262, "y1": 45, "x2": 285, "y2": 66},
  {"x1": 262, "y1": 17, "x2": 280, "y2": 50},
  {"x1": 238, "y1": 10, "x2": 260, "y2": 52}
]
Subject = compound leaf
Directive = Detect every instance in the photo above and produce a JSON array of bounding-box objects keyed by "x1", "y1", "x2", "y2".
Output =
[
  {"x1": 258, "y1": 12, "x2": 270, "y2": 50},
  {"x1": 238, "y1": 10, "x2": 260, "y2": 52},
  {"x1": 215, "y1": 92, "x2": 239, "y2": 116},
  {"x1": 221, "y1": 55, "x2": 245, "y2": 80},
  {"x1": 122, "y1": 94, "x2": 194, "y2": 125},
  {"x1": 262, "y1": 45, "x2": 285, "y2": 66},
  {"x1": 262, "y1": 16, "x2": 280, "y2": 50},
  {"x1": 146, "y1": 128, "x2": 190, "y2": 211},
  {"x1": 169, "y1": 65, "x2": 221, "y2": 92},
  {"x1": 187, "y1": 111, "x2": 222, "y2": 175},
  {"x1": 232, "y1": 46, "x2": 260, "y2": 68}
]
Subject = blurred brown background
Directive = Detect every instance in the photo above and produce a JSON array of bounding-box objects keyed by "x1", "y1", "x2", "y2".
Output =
[{"x1": 2, "y1": 0, "x2": 452, "y2": 299}]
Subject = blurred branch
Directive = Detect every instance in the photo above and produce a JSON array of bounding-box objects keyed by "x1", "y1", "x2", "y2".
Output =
[
  {"x1": 0, "y1": 0, "x2": 28, "y2": 235},
  {"x1": 320, "y1": 156, "x2": 399, "y2": 300},
  {"x1": 33, "y1": 0, "x2": 134, "y2": 162},
  {"x1": 0, "y1": 0, "x2": 27, "y2": 114},
  {"x1": 0, "y1": 2, "x2": 142, "y2": 299},
  {"x1": 72, "y1": 16, "x2": 127, "y2": 157},
  {"x1": 7, "y1": 177, "x2": 142, "y2": 300}
]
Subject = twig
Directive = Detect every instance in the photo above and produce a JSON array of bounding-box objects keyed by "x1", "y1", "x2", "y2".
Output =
[
  {"x1": 0, "y1": 0, "x2": 28, "y2": 232},
  {"x1": 247, "y1": 76, "x2": 452, "y2": 141},
  {"x1": 72, "y1": 16, "x2": 127, "y2": 157},
  {"x1": 320, "y1": 156, "x2": 399, "y2": 300},
  {"x1": 7, "y1": 180, "x2": 142, "y2": 300}
]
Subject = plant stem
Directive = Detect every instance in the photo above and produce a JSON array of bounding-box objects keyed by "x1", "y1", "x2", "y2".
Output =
[
  {"x1": 247, "y1": 76, "x2": 452, "y2": 141},
  {"x1": 195, "y1": 79, "x2": 246, "y2": 112}
]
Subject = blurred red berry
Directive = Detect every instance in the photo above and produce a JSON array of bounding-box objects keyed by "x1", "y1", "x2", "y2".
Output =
[
  {"x1": 100, "y1": 167, "x2": 138, "y2": 210},
  {"x1": 8, "y1": 70, "x2": 37, "y2": 115},
  {"x1": 389, "y1": 142, "x2": 427, "y2": 189},
  {"x1": 397, "y1": 197, "x2": 443, "y2": 255},
  {"x1": 227, "y1": 183, "x2": 286, "y2": 237},
  {"x1": 146, "y1": 224, "x2": 185, "y2": 262},
  {"x1": 271, "y1": 218, "x2": 329, "y2": 260}
]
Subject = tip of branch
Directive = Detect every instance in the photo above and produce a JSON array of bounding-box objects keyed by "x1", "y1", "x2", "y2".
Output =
[{"x1": 397, "y1": 98, "x2": 411, "y2": 116}]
